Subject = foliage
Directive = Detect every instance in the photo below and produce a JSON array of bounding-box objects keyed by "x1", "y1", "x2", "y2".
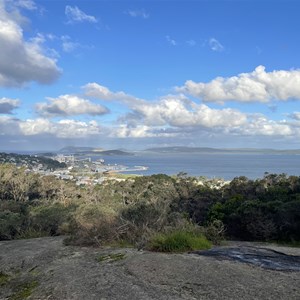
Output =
[
  {"x1": 203, "y1": 220, "x2": 225, "y2": 245},
  {"x1": 26, "y1": 203, "x2": 75, "y2": 236},
  {"x1": 65, "y1": 204, "x2": 120, "y2": 246},
  {"x1": 0, "y1": 211, "x2": 24, "y2": 240},
  {"x1": 207, "y1": 174, "x2": 300, "y2": 241},
  {"x1": 0, "y1": 164, "x2": 300, "y2": 248},
  {"x1": 8, "y1": 280, "x2": 38, "y2": 300},
  {"x1": 0, "y1": 152, "x2": 66, "y2": 170},
  {"x1": 0, "y1": 272, "x2": 11, "y2": 286},
  {"x1": 148, "y1": 230, "x2": 212, "y2": 252}
]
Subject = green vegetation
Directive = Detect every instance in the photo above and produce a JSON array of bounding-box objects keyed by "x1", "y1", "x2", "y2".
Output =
[
  {"x1": 0, "y1": 272, "x2": 11, "y2": 286},
  {"x1": 276, "y1": 240, "x2": 300, "y2": 248},
  {"x1": 0, "y1": 164, "x2": 300, "y2": 250},
  {"x1": 106, "y1": 240, "x2": 134, "y2": 248},
  {"x1": 0, "y1": 152, "x2": 66, "y2": 170},
  {"x1": 9, "y1": 280, "x2": 39, "y2": 300},
  {"x1": 110, "y1": 173, "x2": 140, "y2": 180},
  {"x1": 149, "y1": 230, "x2": 211, "y2": 252}
]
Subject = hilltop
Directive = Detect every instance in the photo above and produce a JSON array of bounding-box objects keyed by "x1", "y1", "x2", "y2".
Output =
[{"x1": 0, "y1": 237, "x2": 299, "y2": 300}]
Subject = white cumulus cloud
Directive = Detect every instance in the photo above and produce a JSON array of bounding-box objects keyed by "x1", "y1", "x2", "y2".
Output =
[
  {"x1": 80, "y1": 83, "x2": 300, "y2": 141},
  {"x1": 19, "y1": 118, "x2": 101, "y2": 138},
  {"x1": 127, "y1": 96, "x2": 247, "y2": 129},
  {"x1": 36, "y1": 94, "x2": 109, "y2": 117},
  {"x1": 83, "y1": 83, "x2": 247, "y2": 129},
  {"x1": 240, "y1": 115, "x2": 294, "y2": 137},
  {"x1": 83, "y1": 82, "x2": 139, "y2": 104},
  {"x1": 288, "y1": 112, "x2": 300, "y2": 121},
  {"x1": 65, "y1": 5, "x2": 97, "y2": 24},
  {"x1": 178, "y1": 66, "x2": 300, "y2": 103},
  {"x1": 0, "y1": 1, "x2": 61, "y2": 87},
  {"x1": 0, "y1": 97, "x2": 20, "y2": 114},
  {"x1": 0, "y1": 115, "x2": 103, "y2": 139},
  {"x1": 112, "y1": 125, "x2": 177, "y2": 139}
]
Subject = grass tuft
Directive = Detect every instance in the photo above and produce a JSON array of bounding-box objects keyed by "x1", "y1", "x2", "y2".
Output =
[
  {"x1": 271, "y1": 240, "x2": 300, "y2": 248},
  {"x1": 9, "y1": 280, "x2": 39, "y2": 300},
  {"x1": 0, "y1": 272, "x2": 11, "y2": 286},
  {"x1": 148, "y1": 230, "x2": 212, "y2": 252},
  {"x1": 17, "y1": 229, "x2": 49, "y2": 240},
  {"x1": 107, "y1": 240, "x2": 134, "y2": 248}
]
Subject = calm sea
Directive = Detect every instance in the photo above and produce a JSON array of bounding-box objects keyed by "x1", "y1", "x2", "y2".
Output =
[{"x1": 91, "y1": 152, "x2": 300, "y2": 180}]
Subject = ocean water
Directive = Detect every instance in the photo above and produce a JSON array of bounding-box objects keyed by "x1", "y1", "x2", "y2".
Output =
[{"x1": 91, "y1": 152, "x2": 300, "y2": 180}]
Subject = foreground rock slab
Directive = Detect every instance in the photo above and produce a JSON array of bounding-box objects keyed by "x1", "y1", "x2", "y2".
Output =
[
  {"x1": 194, "y1": 243, "x2": 300, "y2": 271},
  {"x1": 0, "y1": 237, "x2": 299, "y2": 300}
]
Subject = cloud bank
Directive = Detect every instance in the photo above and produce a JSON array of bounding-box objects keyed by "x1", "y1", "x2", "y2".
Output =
[
  {"x1": 179, "y1": 66, "x2": 300, "y2": 103},
  {"x1": 0, "y1": 116, "x2": 102, "y2": 138},
  {"x1": 81, "y1": 83, "x2": 300, "y2": 140},
  {"x1": 124, "y1": 96, "x2": 247, "y2": 129}
]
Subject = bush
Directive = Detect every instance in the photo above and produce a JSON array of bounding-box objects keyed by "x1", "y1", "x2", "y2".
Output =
[
  {"x1": 148, "y1": 230, "x2": 212, "y2": 252},
  {"x1": 119, "y1": 200, "x2": 169, "y2": 247},
  {"x1": 66, "y1": 204, "x2": 120, "y2": 246},
  {"x1": 0, "y1": 210, "x2": 24, "y2": 240},
  {"x1": 204, "y1": 220, "x2": 225, "y2": 245},
  {"x1": 120, "y1": 202, "x2": 192, "y2": 248},
  {"x1": 121, "y1": 201, "x2": 163, "y2": 229},
  {"x1": 27, "y1": 203, "x2": 74, "y2": 236}
]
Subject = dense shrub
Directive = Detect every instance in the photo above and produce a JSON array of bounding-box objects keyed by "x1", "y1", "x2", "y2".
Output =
[
  {"x1": 26, "y1": 203, "x2": 75, "y2": 236},
  {"x1": 0, "y1": 211, "x2": 24, "y2": 240},
  {"x1": 207, "y1": 176, "x2": 300, "y2": 241},
  {"x1": 65, "y1": 204, "x2": 120, "y2": 246},
  {"x1": 0, "y1": 164, "x2": 300, "y2": 246}
]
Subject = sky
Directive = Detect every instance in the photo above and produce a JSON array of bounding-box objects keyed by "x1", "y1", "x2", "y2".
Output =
[{"x1": 1, "y1": 0, "x2": 300, "y2": 151}]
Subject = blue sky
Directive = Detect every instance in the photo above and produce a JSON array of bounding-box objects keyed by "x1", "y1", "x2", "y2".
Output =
[{"x1": 1, "y1": 0, "x2": 300, "y2": 151}]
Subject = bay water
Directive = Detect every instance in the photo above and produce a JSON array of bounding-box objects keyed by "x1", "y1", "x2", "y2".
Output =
[{"x1": 92, "y1": 152, "x2": 300, "y2": 180}]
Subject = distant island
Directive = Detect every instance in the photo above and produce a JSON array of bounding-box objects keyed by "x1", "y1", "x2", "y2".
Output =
[
  {"x1": 5, "y1": 146, "x2": 300, "y2": 157},
  {"x1": 58, "y1": 147, "x2": 134, "y2": 156},
  {"x1": 144, "y1": 146, "x2": 300, "y2": 155}
]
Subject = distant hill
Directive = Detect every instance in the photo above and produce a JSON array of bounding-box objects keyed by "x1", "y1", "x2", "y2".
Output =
[
  {"x1": 0, "y1": 152, "x2": 66, "y2": 170},
  {"x1": 35, "y1": 152, "x2": 56, "y2": 157},
  {"x1": 59, "y1": 146, "x2": 103, "y2": 153},
  {"x1": 144, "y1": 147, "x2": 300, "y2": 154},
  {"x1": 58, "y1": 147, "x2": 133, "y2": 156},
  {"x1": 99, "y1": 150, "x2": 134, "y2": 156},
  {"x1": 145, "y1": 147, "x2": 225, "y2": 153}
]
